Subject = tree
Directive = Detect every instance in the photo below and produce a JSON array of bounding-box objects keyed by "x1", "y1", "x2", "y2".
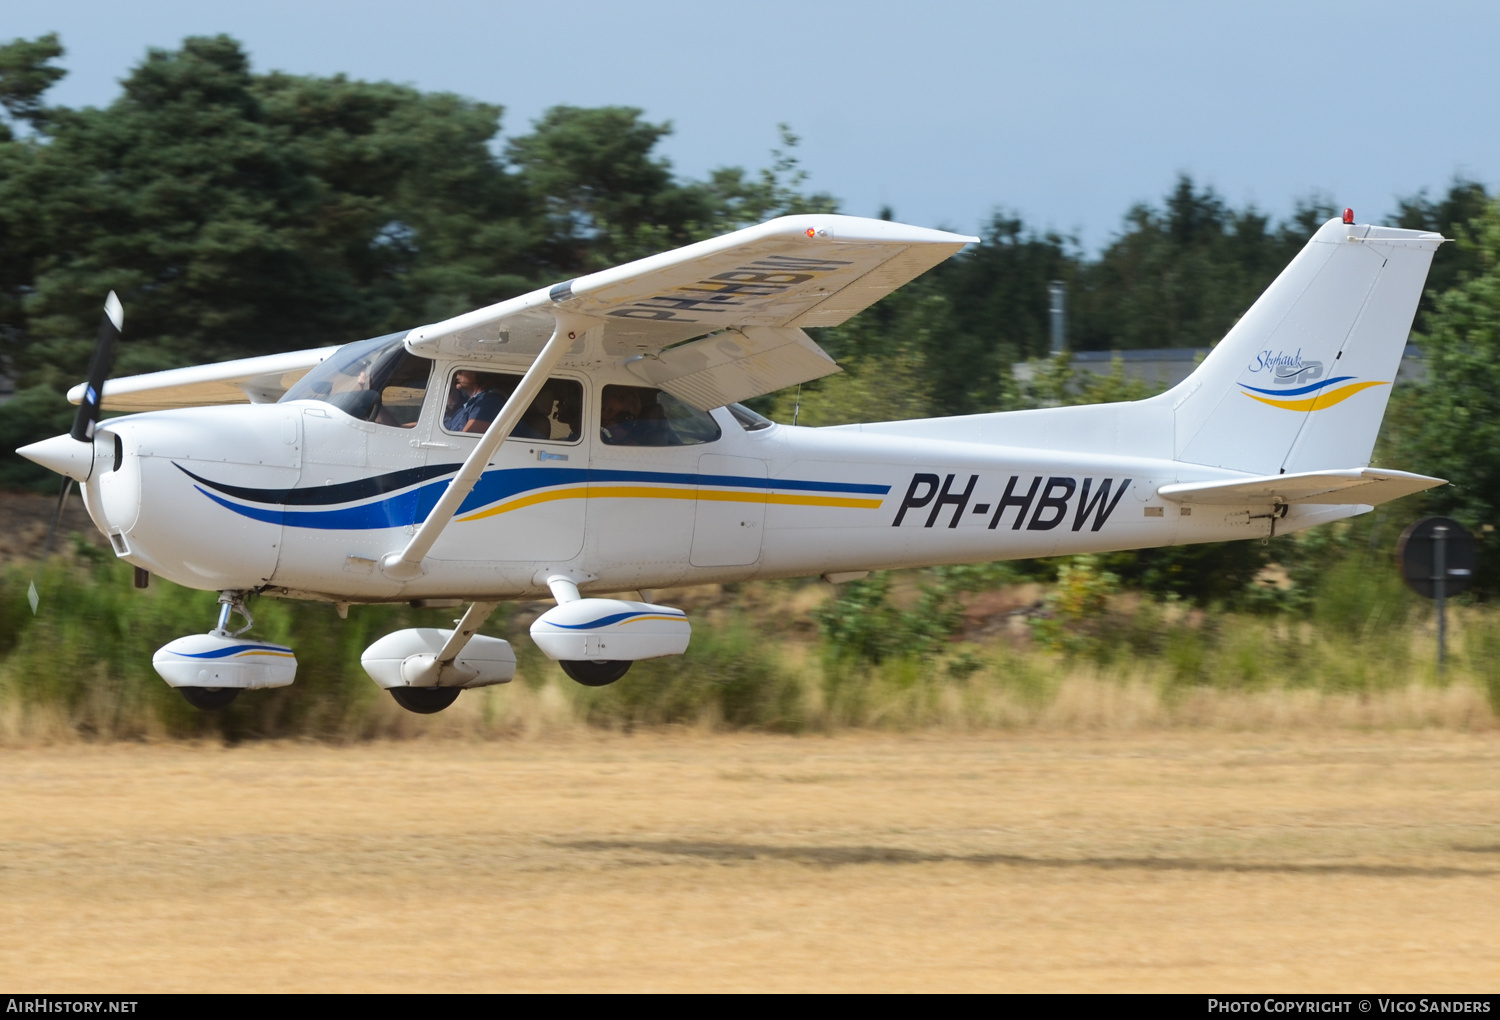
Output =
[
  {"x1": 1400, "y1": 198, "x2": 1500, "y2": 594},
  {"x1": 1070, "y1": 176, "x2": 1326, "y2": 352},
  {"x1": 0, "y1": 35, "x2": 537, "y2": 390},
  {"x1": 931, "y1": 212, "x2": 1076, "y2": 410},
  {"x1": 1394, "y1": 178, "x2": 1493, "y2": 333},
  {"x1": 0, "y1": 34, "x2": 846, "y2": 487},
  {"x1": 0, "y1": 32, "x2": 64, "y2": 133}
]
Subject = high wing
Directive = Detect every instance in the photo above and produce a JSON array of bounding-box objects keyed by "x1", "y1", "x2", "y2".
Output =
[
  {"x1": 68, "y1": 346, "x2": 339, "y2": 412},
  {"x1": 1158, "y1": 468, "x2": 1445, "y2": 507},
  {"x1": 405, "y1": 214, "x2": 976, "y2": 409},
  {"x1": 71, "y1": 214, "x2": 974, "y2": 414}
]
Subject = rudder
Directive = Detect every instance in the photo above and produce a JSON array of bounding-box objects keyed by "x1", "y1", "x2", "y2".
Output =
[{"x1": 1165, "y1": 217, "x2": 1443, "y2": 475}]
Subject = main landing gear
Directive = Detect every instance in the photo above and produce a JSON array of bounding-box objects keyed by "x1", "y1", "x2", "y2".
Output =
[
  {"x1": 360, "y1": 602, "x2": 516, "y2": 715},
  {"x1": 559, "y1": 660, "x2": 633, "y2": 687},
  {"x1": 387, "y1": 686, "x2": 462, "y2": 714}
]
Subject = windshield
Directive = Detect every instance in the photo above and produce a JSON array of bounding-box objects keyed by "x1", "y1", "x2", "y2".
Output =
[
  {"x1": 726, "y1": 402, "x2": 775, "y2": 431},
  {"x1": 280, "y1": 331, "x2": 431, "y2": 427}
]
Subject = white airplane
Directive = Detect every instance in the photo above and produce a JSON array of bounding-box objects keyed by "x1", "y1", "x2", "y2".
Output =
[{"x1": 18, "y1": 211, "x2": 1446, "y2": 714}]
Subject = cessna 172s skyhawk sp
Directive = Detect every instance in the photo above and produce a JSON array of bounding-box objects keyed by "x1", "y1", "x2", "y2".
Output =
[{"x1": 19, "y1": 212, "x2": 1446, "y2": 713}]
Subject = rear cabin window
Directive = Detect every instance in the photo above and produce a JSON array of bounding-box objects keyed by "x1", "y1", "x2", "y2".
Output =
[
  {"x1": 599, "y1": 386, "x2": 721, "y2": 447},
  {"x1": 442, "y1": 369, "x2": 582, "y2": 443}
]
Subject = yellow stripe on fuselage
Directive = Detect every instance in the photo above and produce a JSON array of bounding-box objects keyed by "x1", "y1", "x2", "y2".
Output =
[
  {"x1": 1243, "y1": 380, "x2": 1388, "y2": 411},
  {"x1": 457, "y1": 485, "x2": 884, "y2": 523}
]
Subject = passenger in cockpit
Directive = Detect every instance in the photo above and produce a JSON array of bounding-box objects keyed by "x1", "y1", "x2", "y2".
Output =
[{"x1": 600, "y1": 387, "x2": 643, "y2": 443}]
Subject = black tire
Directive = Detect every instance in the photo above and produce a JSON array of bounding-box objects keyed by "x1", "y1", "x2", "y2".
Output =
[
  {"x1": 389, "y1": 686, "x2": 462, "y2": 714},
  {"x1": 180, "y1": 686, "x2": 240, "y2": 710},
  {"x1": 559, "y1": 659, "x2": 632, "y2": 687}
]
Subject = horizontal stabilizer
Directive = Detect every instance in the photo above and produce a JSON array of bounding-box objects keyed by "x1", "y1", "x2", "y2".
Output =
[
  {"x1": 68, "y1": 347, "x2": 338, "y2": 411},
  {"x1": 1158, "y1": 468, "x2": 1445, "y2": 506}
]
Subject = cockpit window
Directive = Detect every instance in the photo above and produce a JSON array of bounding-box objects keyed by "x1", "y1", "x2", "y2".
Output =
[
  {"x1": 279, "y1": 331, "x2": 431, "y2": 428},
  {"x1": 600, "y1": 385, "x2": 722, "y2": 446},
  {"x1": 442, "y1": 369, "x2": 582, "y2": 443},
  {"x1": 726, "y1": 402, "x2": 775, "y2": 432}
]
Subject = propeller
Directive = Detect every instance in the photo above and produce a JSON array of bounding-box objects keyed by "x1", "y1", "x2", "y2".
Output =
[
  {"x1": 27, "y1": 292, "x2": 124, "y2": 614},
  {"x1": 73, "y1": 291, "x2": 124, "y2": 443}
]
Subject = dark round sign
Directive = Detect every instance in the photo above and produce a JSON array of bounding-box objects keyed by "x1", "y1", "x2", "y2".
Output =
[{"x1": 1397, "y1": 516, "x2": 1476, "y2": 599}]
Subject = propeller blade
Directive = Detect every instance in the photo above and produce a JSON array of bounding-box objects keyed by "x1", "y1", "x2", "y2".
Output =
[
  {"x1": 30, "y1": 476, "x2": 74, "y2": 614},
  {"x1": 71, "y1": 291, "x2": 123, "y2": 442},
  {"x1": 40, "y1": 476, "x2": 74, "y2": 559}
]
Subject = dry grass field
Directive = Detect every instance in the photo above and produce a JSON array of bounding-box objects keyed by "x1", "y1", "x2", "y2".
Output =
[{"x1": 0, "y1": 731, "x2": 1497, "y2": 992}]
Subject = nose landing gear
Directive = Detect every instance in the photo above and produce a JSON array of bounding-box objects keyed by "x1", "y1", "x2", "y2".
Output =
[
  {"x1": 152, "y1": 591, "x2": 298, "y2": 710},
  {"x1": 179, "y1": 686, "x2": 241, "y2": 710}
]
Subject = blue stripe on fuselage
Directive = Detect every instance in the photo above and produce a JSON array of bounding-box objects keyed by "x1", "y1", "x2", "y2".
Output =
[{"x1": 194, "y1": 466, "x2": 890, "y2": 531}]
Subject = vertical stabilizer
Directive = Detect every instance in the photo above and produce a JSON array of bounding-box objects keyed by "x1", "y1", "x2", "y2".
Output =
[{"x1": 1165, "y1": 218, "x2": 1442, "y2": 475}]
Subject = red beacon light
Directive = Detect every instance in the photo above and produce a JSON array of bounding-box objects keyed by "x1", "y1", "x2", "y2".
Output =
[{"x1": 1343, "y1": 208, "x2": 1355, "y2": 225}]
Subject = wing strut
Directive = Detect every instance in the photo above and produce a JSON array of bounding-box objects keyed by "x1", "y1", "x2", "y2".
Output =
[
  {"x1": 398, "y1": 601, "x2": 499, "y2": 687},
  {"x1": 380, "y1": 311, "x2": 595, "y2": 581}
]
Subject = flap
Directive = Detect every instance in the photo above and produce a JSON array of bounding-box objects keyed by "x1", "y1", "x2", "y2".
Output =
[
  {"x1": 69, "y1": 346, "x2": 339, "y2": 412},
  {"x1": 404, "y1": 214, "x2": 976, "y2": 363},
  {"x1": 1158, "y1": 467, "x2": 1445, "y2": 506},
  {"x1": 625, "y1": 326, "x2": 840, "y2": 410}
]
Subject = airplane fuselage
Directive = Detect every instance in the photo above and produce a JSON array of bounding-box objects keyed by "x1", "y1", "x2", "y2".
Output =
[{"x1": 82, "y1": 357, "x2": 1353, "y2": 605}]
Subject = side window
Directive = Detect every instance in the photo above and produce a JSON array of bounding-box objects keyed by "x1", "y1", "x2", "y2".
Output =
[
  {"x1": 441, "y1": 369, "x2": 582, "y2": 443},
  {"x1": 600, "y1": 385, "x2": 722, "y2": 447}
]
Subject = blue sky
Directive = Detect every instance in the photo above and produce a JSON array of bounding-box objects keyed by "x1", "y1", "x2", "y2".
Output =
[{"x1": 5, "y1": 0, "x2": 1497, "y2": 250}]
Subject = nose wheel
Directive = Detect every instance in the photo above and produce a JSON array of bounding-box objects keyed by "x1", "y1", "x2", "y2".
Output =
[{"x1": 179, "y1": 687, "x2": 240, "y2": 710}]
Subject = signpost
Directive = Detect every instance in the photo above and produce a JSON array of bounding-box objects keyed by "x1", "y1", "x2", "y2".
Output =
[{"x1": 1397, "y1": 517, "x2": 1477, "y2": 671}]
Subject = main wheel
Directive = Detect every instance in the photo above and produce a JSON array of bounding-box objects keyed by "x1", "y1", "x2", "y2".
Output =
[
  {"x1": 180, "y1": 686, "x2": 240, "y2": 710},
  {"x1": 389, "y1": 686, "x2": 462, "y2": 714},
  {"x1": 559, "y1": 660, "x2": 632, "y2": 687}
]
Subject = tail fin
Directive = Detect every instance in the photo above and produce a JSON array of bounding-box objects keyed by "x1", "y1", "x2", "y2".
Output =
[{"x1": 1164, "y1": 217, "x2": 1442, "y2": 475}]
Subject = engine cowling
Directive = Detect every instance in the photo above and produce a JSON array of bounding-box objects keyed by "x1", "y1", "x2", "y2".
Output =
[
  {"x1": 530, "y1": 599, "x2": 691, "y2": 663},
  {"x1": 360, "y1": 629, "x2": 516, "y2": 689}
]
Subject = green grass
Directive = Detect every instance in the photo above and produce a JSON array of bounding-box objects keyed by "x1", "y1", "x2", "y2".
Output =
[{"x1": 0, "y1": 546, "x2": 1495, "y2": 741}]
